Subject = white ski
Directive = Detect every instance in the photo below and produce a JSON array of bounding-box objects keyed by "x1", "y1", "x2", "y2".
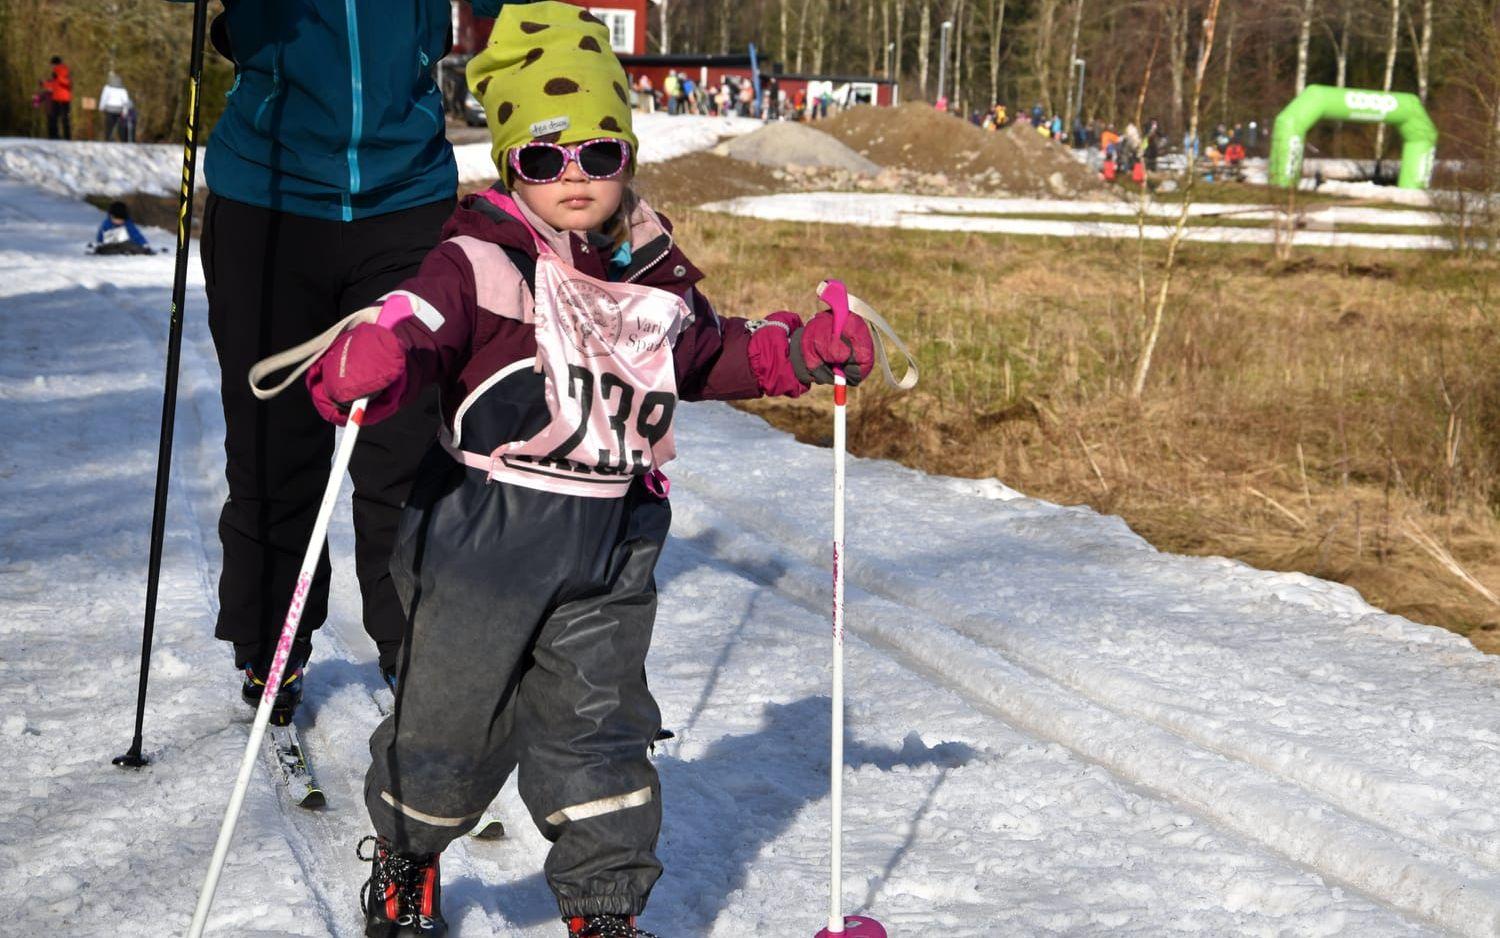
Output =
[{"x1": 265, "y1": 723, "x2": 324, "y2": 809}]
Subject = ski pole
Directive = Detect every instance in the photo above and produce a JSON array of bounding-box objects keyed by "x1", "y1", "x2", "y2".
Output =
[
  {"x1": 814, "y1": 279, "x2": 888, "y2": 938},
  {"x1": 187, "y1": 399, "x2": 369, "y2": 938},
  {"x1": 113, "y1": 0, "x2": 210, "y2": 771}
]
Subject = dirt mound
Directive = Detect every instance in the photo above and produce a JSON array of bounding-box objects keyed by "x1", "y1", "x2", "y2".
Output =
[
  {"x1": 819, "y1": 103, "x2": 1102, "y2": 196},
  {"x1": 721, "y1": 121, "x2": 882, "y2": 175},
  {"x1": 631, "y1": 152, "x2": 784, "y2": 211}
]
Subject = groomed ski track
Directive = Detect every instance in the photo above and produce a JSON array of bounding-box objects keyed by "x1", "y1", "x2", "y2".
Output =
[{"x1": 6, "y1": 175, "x2": 1500, "y2": 936}]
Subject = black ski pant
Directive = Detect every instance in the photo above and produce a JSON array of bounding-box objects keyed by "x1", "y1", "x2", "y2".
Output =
[
  {"x1": 367, "y1": 454, "x2": 668, "y2": 918},
  {"x1": 102, "y1": 110, "x2": 125, "y2": 142},
  {"x1": 201, "y1": 193, "x2": 452, "y2": 675},
  {"x1": 47, "y1": 101, "x2": 71, "y2": 140}
]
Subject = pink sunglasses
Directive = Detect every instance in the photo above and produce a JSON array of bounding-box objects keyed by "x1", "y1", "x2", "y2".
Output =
[{"x1": 508, "y1": 138, "x2": 633, "y2": 184}]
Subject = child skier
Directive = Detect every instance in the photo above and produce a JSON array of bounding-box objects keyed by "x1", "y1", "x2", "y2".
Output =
[
  {"x1": 299, "y1": 4, "x2": 876, "y2": 936},
  {"x1": 91, "y1": 201, "x2": 153, "y2": 255}
]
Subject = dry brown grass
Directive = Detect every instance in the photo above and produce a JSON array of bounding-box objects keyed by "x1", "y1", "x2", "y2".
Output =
[{"x1": 665, "y1": 207, "x2": 1500, "y2": 651}]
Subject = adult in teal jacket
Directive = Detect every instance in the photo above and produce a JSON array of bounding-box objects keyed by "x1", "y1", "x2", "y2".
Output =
[{"x1": 182, "y1": 0, "x2": 524, "y2": 722}]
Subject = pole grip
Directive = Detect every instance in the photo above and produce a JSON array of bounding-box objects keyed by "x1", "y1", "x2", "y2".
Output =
[{"x1": 817, "y1": 279, "x2": 851, "y2": 380}]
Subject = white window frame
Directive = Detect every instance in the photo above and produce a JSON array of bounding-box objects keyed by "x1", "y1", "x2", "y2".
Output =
[{"x1": 591, "y1": 8, "x2": 636, "y2": 54}]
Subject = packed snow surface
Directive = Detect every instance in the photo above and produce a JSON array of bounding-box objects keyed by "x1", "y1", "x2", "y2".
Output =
[
  {"x1": 702, "y1": 191, "x2": 1458, "y2": 250},
  {"x1": 8, "y1": 174, "x2": 1500, "y2": 936}
]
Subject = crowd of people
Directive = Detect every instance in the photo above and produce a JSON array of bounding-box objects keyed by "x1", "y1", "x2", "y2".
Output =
[
  {"x1": 628, "y1": 70, "x2": 844, "y2": 123},
  {"x1": 947, "y1": 96, "x2": 1264, "y2": 187},
  {"x1": 30, "y1": 54, "x2": 138, "y2": 142}
]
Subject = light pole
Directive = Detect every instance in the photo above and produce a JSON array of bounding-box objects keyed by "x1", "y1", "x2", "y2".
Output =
[
  {"x1": 885, "y1": 41, "x2": 895, "y2": 82},
  {"x1": 1070, "y1": 57, "x2": 1087, "y2": 138},
  {"x1": 937, "y1": 20, "x2": 953, "y2": 106}
]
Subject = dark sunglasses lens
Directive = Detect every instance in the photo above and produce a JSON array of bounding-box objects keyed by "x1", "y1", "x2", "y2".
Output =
[
  {"x1": 578, "y1": 140, "x2": 627, "y2": 177},
  {"x1": 516, "y1": 146, "x2": 565, "y2": 181}
]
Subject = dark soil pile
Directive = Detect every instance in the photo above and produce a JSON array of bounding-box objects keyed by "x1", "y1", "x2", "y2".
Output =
[
  {"x1": 632, "y1": 153, "x2": 784, "y2": 211},
  {"x1": 819, "y1": 103, "x2": 1102, "y2": 196}
]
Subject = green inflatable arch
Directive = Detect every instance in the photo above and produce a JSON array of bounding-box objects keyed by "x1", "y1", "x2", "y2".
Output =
[{"x1": 1269, "y1": 84, "x2": 1438, "y2": 190}]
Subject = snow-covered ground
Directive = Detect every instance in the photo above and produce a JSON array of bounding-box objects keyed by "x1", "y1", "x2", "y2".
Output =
[
  {"x1": 9, "y1": 172, "x2": 1500, "y2": 936},
  {"x1": 0, "y1": 113, "x2": 764, "y2": 199},
  {"x1": 701, "y1": 192, "x2": 1459, "y2": 251}
]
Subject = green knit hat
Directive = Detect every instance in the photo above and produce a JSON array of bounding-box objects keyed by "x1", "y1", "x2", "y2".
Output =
[{"x1": 466, "y1": 1, "x2": 638, "y2": 183}]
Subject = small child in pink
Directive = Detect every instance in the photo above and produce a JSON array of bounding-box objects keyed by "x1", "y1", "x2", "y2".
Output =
[{"x1": 303, "y1": 5, "x2": 876, "y2": 937}]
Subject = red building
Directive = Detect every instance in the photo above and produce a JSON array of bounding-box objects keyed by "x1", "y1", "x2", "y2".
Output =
[
  {"x1": 453, "y1": 0, "x2": 648, "y2": 56},
  {"x1": 447, "y1": 0, "x2": 895, "y2": 115}
]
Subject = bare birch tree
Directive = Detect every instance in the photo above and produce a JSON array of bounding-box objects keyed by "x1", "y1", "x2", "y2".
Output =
[
  {"x1": 1063, "y1": 0, "x2": 1085, "y2": 131},
  {"x1": 1373, "y1": 0, "x2": 1401, "y2": 158},
  {"x1": 1166, "y1": 0, "x2": 1189, "y2": 130},
  {"x1": 918, "y1": 0, "x2": 932, "y2": 96},
  {"x1": 780, "y1": 0, "x2": 791, "y2": 65},
  {"x1": 1295, "y1": 0, "x2": 1316, "y2": 94},
  {"x1": 1404, "y1": 0, "x2": 1433, "y2": 102},
  {"x1": 895, "y1": 0, "x2": 907, "y2": 81},
  {"x1": 1133, "y1": 0, "x2": 1224, "y2": 399},
  {"x1": 1031, "y1": 0, "x2": 1060, "y2": 111},
  {"x1": 987, "y1": 0, "x2": 1008, "y2": 107}
]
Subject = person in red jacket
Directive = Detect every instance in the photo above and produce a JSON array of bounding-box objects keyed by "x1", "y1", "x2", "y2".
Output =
[{"x1": 43, "y1": 56, "x2": 71, "y2": 140}]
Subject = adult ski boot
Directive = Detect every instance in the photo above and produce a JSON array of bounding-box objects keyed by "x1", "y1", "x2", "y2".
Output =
[
  {"x1": 565, "y1": 914, "x2": 659, "y2": 937},
  {"x1": 241, "y1": 664, "x2": 304, "y2": 726},
  {"x1": 359, "y1": 836, "x2": 446, "y2": 937}
]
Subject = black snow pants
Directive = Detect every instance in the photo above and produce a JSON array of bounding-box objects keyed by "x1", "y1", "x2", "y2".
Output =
[
  {"x1": 201, "y1": 194, "x2": 452, "y2": 674},
  {"x1": 367, "y1": 451, "x2": 669, "y2": 918}
]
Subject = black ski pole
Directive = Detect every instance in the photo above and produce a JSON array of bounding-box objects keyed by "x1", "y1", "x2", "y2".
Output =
[{"x1": 114, "y1": 0, "x2": 210, "y2": 769}]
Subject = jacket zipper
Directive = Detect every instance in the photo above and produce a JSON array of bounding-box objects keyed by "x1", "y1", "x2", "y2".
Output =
[
  {"x1": 252, "y1": 56, "x2": 281, "y2": 133},
  {"x1": 624, "y1": 234, "x2": 675, "y2": 284},
  {"x1": 343, "y1": 0, "x2": 365, "y2": 222}
]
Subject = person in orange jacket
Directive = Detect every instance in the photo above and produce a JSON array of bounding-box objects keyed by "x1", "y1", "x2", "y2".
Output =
[{"x1": 43, "y1": 55, "x2": 71, "y2": 139}]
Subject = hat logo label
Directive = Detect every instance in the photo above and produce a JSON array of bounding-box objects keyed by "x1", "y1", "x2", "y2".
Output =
[{"x1": 530, "y1": 116, "x2": 571, "y2": 137}]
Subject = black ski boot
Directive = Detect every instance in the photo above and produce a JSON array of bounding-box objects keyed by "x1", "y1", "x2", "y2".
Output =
[
  {"x1": 565, "y1": 914, "x2": 659, "y2": 937},
  {"x1": 359, "y1": 835, "x2": 446, "y2": 937},
  {"x1": 241, "y1": 664, "x2": 304, "y2": 726}
]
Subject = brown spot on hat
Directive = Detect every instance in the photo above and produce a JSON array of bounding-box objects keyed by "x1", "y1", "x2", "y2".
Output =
[
  {"x1": 579, "y1": 35, "x2": 602, "y2": 53},
  {"x1": 521, "y1": 47, "x2": 544, "y2": 69},
  {"x1": 544, "y1": 77, "x2": 581, "y2": 95},
  {"x1": 613, "y1": 81, "x2": 627, "y2": 104},
  {"x1": 475, "y1": 77, "x2": 491, "y2": 97},
  {"x1": 579, "y1": 9, "x2": 603, "y2": 25},
  {"x1": 599, "y1": 116, "x2": 622, "y2": 132},
  {"x1": 496, "y1": 101, "x2": 514, "y2": 124},
  {"x1": 519, "y1": 21, "x2": 549, "y2": 33}
]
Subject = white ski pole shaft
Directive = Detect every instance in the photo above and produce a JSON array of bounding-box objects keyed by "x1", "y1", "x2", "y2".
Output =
[
  {"x1": 827, "y1": 372, "x2": 848, "y2": 935},
  {"x1": 186, "y1": 399, "x2": 369, "y2": 938}
]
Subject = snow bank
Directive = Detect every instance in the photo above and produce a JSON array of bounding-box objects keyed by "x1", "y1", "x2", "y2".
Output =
[
  {"x1": 702, "y1": 191, "x2": 1459, "y2": 250},
  {"x1": 0, "y1": 139, "x2": 186, "y2": 198},
  {"x1": 0, "y1": 113, "x2": 763, "y2": 198}
]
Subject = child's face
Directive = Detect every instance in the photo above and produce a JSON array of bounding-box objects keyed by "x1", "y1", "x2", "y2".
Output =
[
  {"x1": 511, "y1": 154, "x2": 628, "y2": 234},
  {"x1": 109, "y1": 215, "x2": 125, "y2": 225}
]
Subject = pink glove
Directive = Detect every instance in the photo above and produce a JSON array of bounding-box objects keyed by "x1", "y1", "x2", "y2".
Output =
[
  {"x1": 747, "y1": 311, "x2": 808, "y2": 398},
  {"x1": 305, "y1": 323, "x2": 408, "y2": 426},
  {"x1": 791, "y1": 309, "x2": 875, "y2": 386}
]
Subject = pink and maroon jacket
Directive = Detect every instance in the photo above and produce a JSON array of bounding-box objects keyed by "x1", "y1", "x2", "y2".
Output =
[{"x1": 372, "y1": 187, "x2": 805, "y2": 471}]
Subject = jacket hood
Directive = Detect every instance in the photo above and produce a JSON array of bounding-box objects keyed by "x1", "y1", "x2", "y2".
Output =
[{"x1": 443, "y1": 185, "x2": 704, "y2": 292}]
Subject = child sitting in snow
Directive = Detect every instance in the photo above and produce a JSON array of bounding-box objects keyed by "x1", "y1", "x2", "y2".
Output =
[
  {"x1": 91, "y1": 201, "x2": 153, "y2": 255},
  {"x1": 298, "y1": 4, "x2": 876, "y2": 936}
]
